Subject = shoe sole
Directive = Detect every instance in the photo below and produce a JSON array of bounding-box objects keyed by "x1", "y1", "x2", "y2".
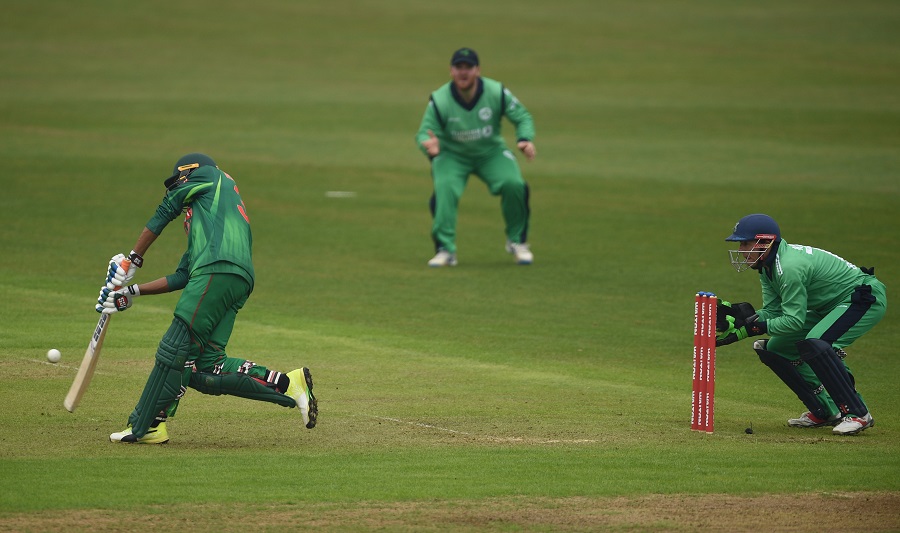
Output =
[
  {"x1": 506, "y1": 245, "x2": 532, "y2": 265},
  {"x1": 788, "y1": 420, "x2": 838, "y2": 428},
  {"x1": 833, "y1": 418, "x2": 874, "y2": 436},
  {"x1": 303, "y1": 367, "x2": 318, "y2": 429},
  {"x1": 110, "y1": 430, "x2": 169, "y2": 444},
  {"x1": 428, "y1": 260, "x2": 457, "y2": 267}
]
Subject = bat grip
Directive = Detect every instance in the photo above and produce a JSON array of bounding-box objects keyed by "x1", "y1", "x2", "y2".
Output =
[{"x1": 113, "y1": 258, "x2": 132, "y2": 290}]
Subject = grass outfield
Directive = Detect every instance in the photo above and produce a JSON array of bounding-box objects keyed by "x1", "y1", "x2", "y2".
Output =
[{"x1": 2, "y1": 1, "x2": 899, "y2": 531}]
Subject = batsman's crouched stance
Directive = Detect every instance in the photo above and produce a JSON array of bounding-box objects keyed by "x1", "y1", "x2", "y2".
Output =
[{"x1": 100, "y1": 153, "x2": 318, "y2": 444}]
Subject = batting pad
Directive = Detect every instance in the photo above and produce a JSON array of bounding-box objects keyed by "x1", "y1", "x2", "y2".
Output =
[
  {"x1": 127, "y1": 318, "x2": 192, "y2": 438},
  {"x1": 797, "y1": 338, "x2": 868, "y2": 417},
  {"x1": 189, "y1": 371, "x2": 296, "y2": 408},
  {"x1": 756, "y1": 345, "x2": 831, "y2": 421}
]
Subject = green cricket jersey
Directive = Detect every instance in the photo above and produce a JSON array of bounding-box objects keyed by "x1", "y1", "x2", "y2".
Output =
[
  {"x1": 756, "y1": 240, "x2": 875, "y2": 336},
  {"x1": 415, "y1": 77, "x2": 535, "y2": 159},
  {"x1": 146, "y1": 165, "x2": 254, "y2": 291}
]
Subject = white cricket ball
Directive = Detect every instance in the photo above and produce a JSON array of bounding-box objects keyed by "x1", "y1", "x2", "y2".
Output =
[{"x1": 47, "y1": 349, "x2": 61, "y2": 363}]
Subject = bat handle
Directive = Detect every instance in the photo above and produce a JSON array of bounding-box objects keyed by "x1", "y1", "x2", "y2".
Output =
[{"x1": 113, "y1": 258, "x2": 132, "y2": 290}]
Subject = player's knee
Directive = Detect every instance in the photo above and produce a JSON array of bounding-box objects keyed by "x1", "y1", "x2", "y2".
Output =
[
  {"x1": 156, "y1": 318, "x2": 191, "y2": 369},
  {"x1": 495, "y1": 178, "x2": 524, "y2": 196},
  {"x1": 796, "y1": 338, "x2": 833, "y2": 360}
]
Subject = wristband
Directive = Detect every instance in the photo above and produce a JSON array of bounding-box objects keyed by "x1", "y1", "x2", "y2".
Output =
[
  {"x1": 129, "y1": 250, "x2": 144, "y2": 268},
  {"x1": 745, "y1": 318, "x2": 766, "y2": 336}
]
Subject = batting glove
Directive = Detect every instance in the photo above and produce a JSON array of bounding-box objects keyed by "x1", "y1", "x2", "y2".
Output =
[
  {"x1": 96, "y1": 284, "x2": 140, "y2": 314},
  {"x1": 105, "y1": 251, "x2": 142, "y2": 289}
]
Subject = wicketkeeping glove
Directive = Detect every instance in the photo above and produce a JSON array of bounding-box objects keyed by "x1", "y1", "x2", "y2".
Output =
[
  {"x1": 104, "y1": 251, "x2": 143, "y2": 290},
  {"x1": 716, "y1": 300, "x2": 757, "y2": 332},
  {"x1": 716, "y1": 314, "x2": 767, "y2": 346},
  {"x1": 96, "y1": 284, "x2": 140, "y2": 314}
]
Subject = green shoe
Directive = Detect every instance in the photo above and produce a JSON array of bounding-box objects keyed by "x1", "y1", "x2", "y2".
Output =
[
  {"x1": 109, "y1": 422, "x2": 169, "y2": 444},
  {"x1": 286, "y1": 367, "x2": 318, "y2": 429}
]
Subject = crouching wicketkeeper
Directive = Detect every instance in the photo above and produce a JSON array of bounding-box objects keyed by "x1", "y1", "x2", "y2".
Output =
[{"x1": 715, "y1": 214, "x2": 886, "y2": 436}]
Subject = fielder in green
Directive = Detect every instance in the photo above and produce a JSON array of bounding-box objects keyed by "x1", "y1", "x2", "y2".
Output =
[
  {"x1": 96, "y1": 153, "x2": 317, "y2": 444},
  {"x1": 415, "y1": 48, "x2": 537, "y2": 267},
  {"x1": 715, "y1": 214, "x2": 886, "y2": 436}
]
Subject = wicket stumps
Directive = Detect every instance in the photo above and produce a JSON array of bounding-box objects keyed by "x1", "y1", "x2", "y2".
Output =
[{"x1": 692, "y1": 291, "x2": 717, "y2": 433}]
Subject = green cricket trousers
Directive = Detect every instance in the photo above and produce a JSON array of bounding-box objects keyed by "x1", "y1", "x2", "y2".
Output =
[{"x1": 429, "y1": 148, "x2": 530, "y2": 254}]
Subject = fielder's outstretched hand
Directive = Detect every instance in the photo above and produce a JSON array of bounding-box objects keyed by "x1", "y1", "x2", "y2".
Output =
[
  {"x1": 422, "y1": 130, "x2": 441, "y2": 157},
  {"x1": 96, "y1": 284, "x2": 140, "y2": 314},
  {"x1": 517, "y1": 140, "x2": 536, "y2": 161}
]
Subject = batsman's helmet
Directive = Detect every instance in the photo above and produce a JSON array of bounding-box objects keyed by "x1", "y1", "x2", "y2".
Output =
[
  {"x1": 726, "y1": 214, "x2": 781, "y2": 272},
  {"x1": 165, "y1": 153, "x2": 217, "y2": 190}
]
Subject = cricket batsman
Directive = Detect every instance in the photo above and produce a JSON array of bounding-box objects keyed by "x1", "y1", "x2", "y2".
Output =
[
  {"x1": 715, "y1": 214, "x2": 886, "y2": 435},
  {"x1": 96, "y1": 153, "x2": 317, "y2": 444}
]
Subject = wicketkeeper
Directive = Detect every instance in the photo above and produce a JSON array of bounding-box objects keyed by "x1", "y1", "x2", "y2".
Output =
[
  {"x1": 715, "y1": 214, "x2": 886, "y2": 435},
  {"x1": 97, "y1": 153, "x2": 317, "y2": 444}
]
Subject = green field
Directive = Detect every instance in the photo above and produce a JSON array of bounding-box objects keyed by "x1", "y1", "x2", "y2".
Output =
[{"x1": 2, "y1": 1, "x2": 899, "y2": 531}]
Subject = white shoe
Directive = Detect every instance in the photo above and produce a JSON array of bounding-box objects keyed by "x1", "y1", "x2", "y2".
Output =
[
  {"x1": 787, "y1": 411, "x2": 839, "y2": 428},
  {"x1": 832, "y1": 413, "x2": 874, "y2": 436},
  {"x1": 428, "y1": 249, "x2": 457, "y2": 267},
  {"x1": 286, "y1": 368, "x2": 317, "y2": 429},
  {"x1": 505, "y1": 241, "x2": 533, "y2": 265},
  {"x1": 109, "y1": 423, "x2": 169, "y2": 444}
]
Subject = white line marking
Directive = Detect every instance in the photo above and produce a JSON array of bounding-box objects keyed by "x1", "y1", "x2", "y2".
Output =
[
  {"x1": 374, "y1": 416, "x2": 468, "y2": 434},
  {"x1": 29, "y1": 359, "x2": 109, "y2": 375},
  {"x1": 370, "y1": 415, "x2": 597, "y2": 444},
  {"x1": 325, "y1": 191, "x2": 357, "y2": 198}
]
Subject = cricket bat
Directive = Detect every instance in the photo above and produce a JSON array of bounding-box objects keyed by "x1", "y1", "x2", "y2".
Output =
[{"x1": 64, "y1": 258, "x2": 130, "y2": 412}]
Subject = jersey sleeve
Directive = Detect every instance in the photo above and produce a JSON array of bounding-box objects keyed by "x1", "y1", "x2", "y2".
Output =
[
  {"x1": 415, "y1": 96, "x2": 444, "y2": 158},
  {"x1": 165, "y1": 251, "x2": 190, "y2": 291},
  {"x1": 146, "y1": 193, "x2": 182, "y2": 236},
  {"x1": 502, "y1": 86, "x2": 535, "y2": 142},
  {"x1": 146, "y1": 181, "x2": 213, "y2": 235}
]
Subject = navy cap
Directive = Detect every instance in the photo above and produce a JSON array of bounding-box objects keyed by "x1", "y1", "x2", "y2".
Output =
[{"x1": 451, "y1": 48, "x2": 479, "y2": 66}]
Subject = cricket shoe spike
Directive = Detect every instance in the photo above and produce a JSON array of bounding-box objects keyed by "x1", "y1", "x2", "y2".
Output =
[
  {"x1": 505, "y1": 241, "x2": 533, "y2": 265},
  {"x1": 428, "y1": 249, "x2": 458, "y2": 267},
  {"x1": 832, "y1": 413, "x2": 874, "y2": 436},
  {"x1": 286, "y1": 367, "x2": 318, "y2": 429},
  {"x1": 110, "y1": 422, "x2": 169, "y2": 444},
  {"x1": 787, "y1": 411, "x2": 840, "y2": 428}
]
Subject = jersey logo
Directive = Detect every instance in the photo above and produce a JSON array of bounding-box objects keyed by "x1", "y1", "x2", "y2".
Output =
[
  {"x1": 479, "y1": 107, "x2": 492, "y2": 121},
  {"x1": 450, "y1": 126, "x2": 493, "y2": 142},
  {"x1": 183, "y1": 207, "x2": 193, "y2": 235}
]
